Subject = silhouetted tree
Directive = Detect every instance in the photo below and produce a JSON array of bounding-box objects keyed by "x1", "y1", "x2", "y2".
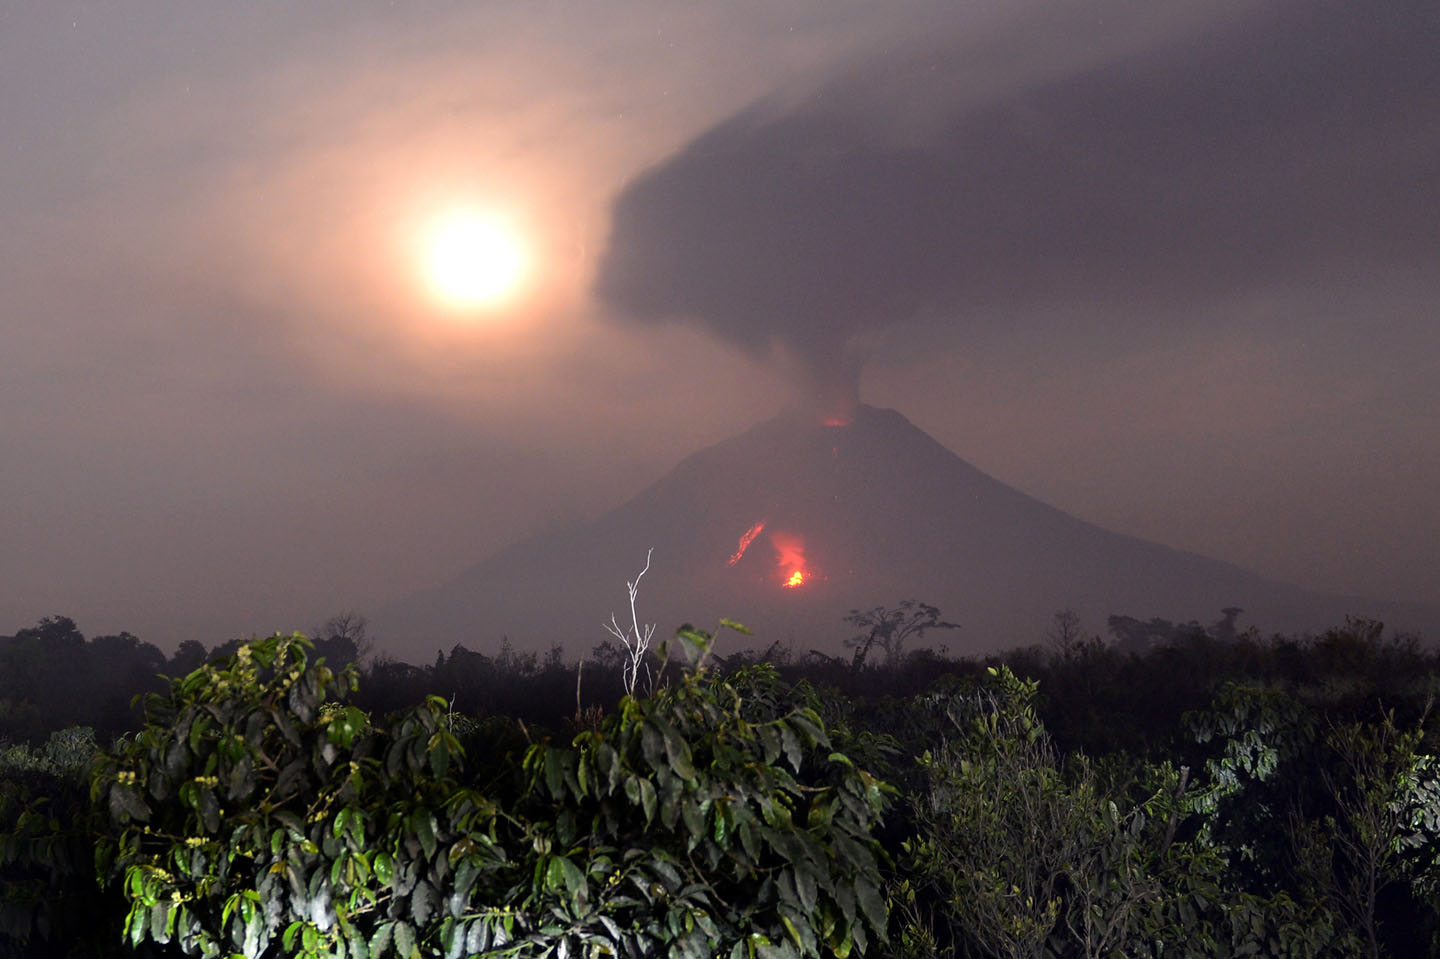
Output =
[
  {"x1": 311, "y1": 610, "x2": 373, "y2": 663},
  {"x1": 844, "y1": 600, "x2": 959, "y2": 669},
  {"x1": 166, "y1": 639, "x2": 209, "y2": 677}
]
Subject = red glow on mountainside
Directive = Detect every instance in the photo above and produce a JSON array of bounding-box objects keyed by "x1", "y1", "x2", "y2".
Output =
[
  {"x1": 770, "y1": 531, "x2": 808, "y2": 588},
  {"x1": 728, "y1": 521, "x2": 766, "y2": 566}
]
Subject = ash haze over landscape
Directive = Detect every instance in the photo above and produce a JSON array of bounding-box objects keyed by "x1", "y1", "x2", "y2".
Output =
[{"x1": 3, "y1": 1, "x2": 1438, "y2": 656}]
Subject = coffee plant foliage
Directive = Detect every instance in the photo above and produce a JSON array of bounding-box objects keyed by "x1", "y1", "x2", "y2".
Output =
[
  {"x1": 1, "y1": 725, "x2": 120, "y2": 956},
  {"x1": 92, "y1": 626, "x2": 889, "y2": 959}
]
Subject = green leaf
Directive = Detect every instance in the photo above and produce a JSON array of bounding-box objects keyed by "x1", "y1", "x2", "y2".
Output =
[
  {"x1": 855, "y1": 877, "x2": 887, "y2": 935},
  {"x1": 226, "y1": 752, "x2": 253, "y2": 801},
  {"x1": 452, "y1": 858, "x2": 479, "y2": 908},
  {"x1": 758, "y1": 726, "x2": 781, "y2": 765},
  {"x1": 393, "y1": 920, "x2": 417, "y2": 958},
  {"x1": 597, "y1": 742, "x2": 622, "y2": 794},
  {"x1": 794, "y1": 868, "x2": 817, "y2": 915},
  {"x1": 464, "y1": 918, "x2": 489, "y2": 954},
  {"x1": 780, "y1": 727, "x2": 802, "y2": 772},
  {"x1": 545, "y1": 749, "x2": 568, "y2": 798},
  {"x1": 681, "y1": 799, "x2": 704, "y2": 838},
  {"x1": 661, "y1": 784, "x2": 681, "y2": 830},
  {"x1": 188, "y1": 712, "x2": 210, "y2": 753},
  {"x1": 126, "y1": 903, "x2": 148, "y2": 948},
  {"x1": 556, "y1": 855, "x2": 587, "y2": 900},
  {"x1": 149, "y1": 901, "x2": 171, "y2": 943},
  {"x1": 639, "y1": 778, "x2": 658, "y2": 825},
  {"x1": 411, "y1": 880, "x2": 436, "y2": 927},
  {"x1": 662, "y1": 725, "x2": 697, "y2": 781},
  {"x1": 427, "y1": 731, "x2": 451, "y2": 780},
  {"x1": 641, "y1": 723, "x2": 665, "y2": 772},
  {"x1": 109, "y1": 782, "x2": 151, "y2": 823},
  {"x1": 410, "y1": 809, "x2": 437, "y2": 860},
  {"x1": 369, "y1": 921, "x2": 394, "y2": 958},
  {"x1": 200, "y1": 786, "x2": 220, "y2": 833},
  {"x1": 675, "y1": 627, "x2": 712, "y2": 661},
  {"x1": 651, "y1": 858, "x2": 682, "y2": 891},
  {"x1": 220, "y1": 892, "x2": 241, "y2": 932},
  {"x1": 439, "y1": 918, "x2": 464, "y2": 959},
  {"x1": 164, "y1": 734, "x2": 189, "y2": 780},
  {"x1": 347, "y1": 923, "x2": 371, "y2": 959},
  {"x1": 738, "y1": 820, "x2": 759, "y2": 861},
  {"x1": 713, "y1": 800, "x2": 731, "y2": 846},
  {"x1": 779, "y1": 914, "x2": 804, "y2": 953},
  {"x1": 576, "y1": 751, "x2": 591, "y2": 796}
]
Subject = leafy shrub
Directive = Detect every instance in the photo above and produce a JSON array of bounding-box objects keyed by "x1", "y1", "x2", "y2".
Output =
[
  {"x1": 1189, "y1": 685, "x2": 1440, "y2": 958},
  {"x1": 94, "y1": 627, "x2": 891, "y2": 959},
  {"x1": 501, "y1": 630, "x2": 891, "y2": 959},
  {"x1": 892, "y1": 667, "x2": 1341, "y2": 959},
  {"x1": 0, "y1": 726, "x2": 125, "y2": 957}
]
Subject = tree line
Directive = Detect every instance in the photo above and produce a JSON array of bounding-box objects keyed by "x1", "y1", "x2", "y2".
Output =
[{"x1": 2, "y1": 608, "x2": 1439, "y2": 957}]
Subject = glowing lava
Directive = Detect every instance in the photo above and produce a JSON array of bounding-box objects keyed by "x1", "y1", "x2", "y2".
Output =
[
  {"x1": 770, "y1": 531, "x2": 809, "y2": 588},
  {"x1": 727, "y1": 523, "x2": 813, "y2": 588},
  {"x1": 728, "y1": 521, "x2": 766, "y2": 566}
]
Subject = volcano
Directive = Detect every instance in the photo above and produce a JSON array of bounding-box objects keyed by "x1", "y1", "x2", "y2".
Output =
[{"x1": 376, "y1": 406, "x2": 1439, "y2": 661}]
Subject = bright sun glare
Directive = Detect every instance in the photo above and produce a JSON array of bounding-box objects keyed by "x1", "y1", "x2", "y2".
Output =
[{"x1": 422, "y1": 212, "x2": 528, "y2": 309}]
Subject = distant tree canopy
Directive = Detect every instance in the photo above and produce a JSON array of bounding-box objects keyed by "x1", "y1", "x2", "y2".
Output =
[
  {"x1": 0, "y1": 616, "x2": 170, "y2": 745},
  {"x1": 3, "y1": 607, "x2": 1436, "y2": 758}
]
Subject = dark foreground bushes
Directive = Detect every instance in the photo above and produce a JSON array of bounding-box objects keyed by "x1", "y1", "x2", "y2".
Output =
[
  {"x1": 885, "y1": 669, "x2": 1439, "y2": 959},
  {"x1": 5, "y1": 629, "x2": 887, "y2": 959},
  {"x1": 3, "y1": 625, "x2": 1439, "y2": 958}
]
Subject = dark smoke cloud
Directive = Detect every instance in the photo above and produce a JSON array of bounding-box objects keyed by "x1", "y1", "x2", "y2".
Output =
[{"x1": 593, "y1": 0, "x2": 1440, "y2": 407}]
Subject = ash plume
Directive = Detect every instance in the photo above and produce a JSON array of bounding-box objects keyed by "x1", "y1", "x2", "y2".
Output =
[{"x1": 592, "y1": 0, "x2": 1440, "y2": 409}]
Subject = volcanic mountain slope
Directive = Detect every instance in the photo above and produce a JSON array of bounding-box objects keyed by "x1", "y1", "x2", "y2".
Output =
[{"x1": 376, "y1": 406, "x2": 1439, "y2": 662}]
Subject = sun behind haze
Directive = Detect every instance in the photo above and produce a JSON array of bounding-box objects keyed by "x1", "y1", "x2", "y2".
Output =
[
  {"x1": 420, "y1": 210, "x2": 530, "y2": 310},
  {"x1": 1, "y1": 1, "x2": 1437, "y2": 649}
]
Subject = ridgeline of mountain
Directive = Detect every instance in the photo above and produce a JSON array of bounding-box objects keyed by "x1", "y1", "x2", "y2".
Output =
[{"x1": 375, "y1": 406, "x2": 1439, "y2": 662}]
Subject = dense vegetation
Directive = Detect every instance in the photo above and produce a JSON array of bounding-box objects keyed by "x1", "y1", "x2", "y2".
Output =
[{"x1": 3, "y1": 609, "x2": 1438, "y2": 958}]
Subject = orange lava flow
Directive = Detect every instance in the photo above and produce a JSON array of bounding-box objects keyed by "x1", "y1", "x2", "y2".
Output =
[
  {"x1": 728, "y1": 521, "x2": 766, "y2": 566},
  {"x1": 770, "y1": 531, "x2": 809, "y2": 588}
]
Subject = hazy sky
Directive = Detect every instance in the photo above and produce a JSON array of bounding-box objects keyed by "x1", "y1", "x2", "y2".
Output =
[{"x1": 3, "y1": 0, "x2": 1437, "y2": 651}]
